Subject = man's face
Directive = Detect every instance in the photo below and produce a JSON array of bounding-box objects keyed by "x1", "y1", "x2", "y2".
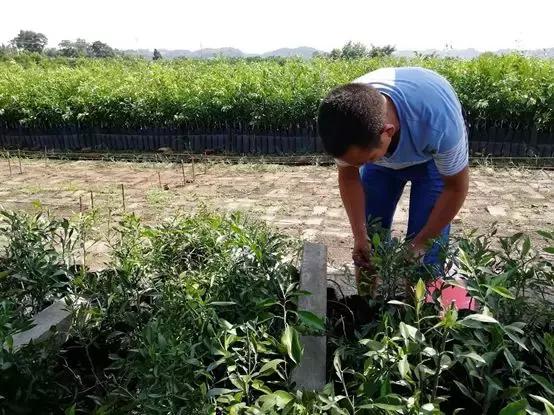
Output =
[{"x1": 336, "y1": 131, "x2": 393, "y2": 167}]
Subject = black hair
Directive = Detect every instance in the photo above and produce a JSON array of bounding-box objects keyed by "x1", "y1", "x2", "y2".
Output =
[{"x1": 317, "y1": 83, "x2": 385, "y2": 157}]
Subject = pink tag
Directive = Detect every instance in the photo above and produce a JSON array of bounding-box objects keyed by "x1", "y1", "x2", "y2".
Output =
[{"x1": 425, "y1": 278, "x2": 477, "y2": 311}]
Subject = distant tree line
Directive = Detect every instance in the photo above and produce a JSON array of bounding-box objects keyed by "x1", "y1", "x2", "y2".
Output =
[
  {"x1": 1, "y1": 30, "x2": 163, "y2": 60},
  {"x1": 2, "y1": 31, "x2": 395, "y2": 61},
  {"x1": 313, "y1": 41, "x2": 396, "y2": 59}
]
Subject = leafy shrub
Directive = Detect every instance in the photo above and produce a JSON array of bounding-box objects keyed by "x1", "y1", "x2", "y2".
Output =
[
  {"x1": 0, "y1": 209, "x2": 552, "y2": 414},
  {"x1": 0, "y1": 55, "x2": 552, "y2": 130}
]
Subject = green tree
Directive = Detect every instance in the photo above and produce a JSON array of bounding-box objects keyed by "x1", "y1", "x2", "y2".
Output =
[
  {"x1": 340, "y1": 41, "x2": 369, "y2": 59},
  {"x1": 311, "y1": 50, "x2": 329, "y2": 58},
  {"x1": 153, "y1": 49, "x2": 163, "y2": 60},
  {"x1": 10, "y1": 30, "x2": 48, "y2": 53},
  {"x1": 90, "y1": 41, "x2": 115, "y2": 58},
  {"x1": 0, "y1": 44, "x2": 15, "y2": 57},
  {"x1": 329, "y1": 48, "x2": 342, "y2": 59},
  {"x1": 58, "y1": 38, "x2": 91, "y2": 57},
  {"x1": 369, "y1": 44, "x2": 396, "y2": 57},
  {"x1": 43, "y1": 48, "x2": 59, "y2": 58}
]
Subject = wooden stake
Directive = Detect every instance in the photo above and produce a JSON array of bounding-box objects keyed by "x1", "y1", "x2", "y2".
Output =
[
  {"x1": 191, "y1": 157, "x2": 196, "y2": 181},
  {"x1": 203, "y1": 154, "x2": 207, "y2": 174},
  {"x1": 181, "y1": 160, "x2": 186, "y2": 185},
  {"x1": 157, "y1": 171, "x2": 162, "y2": 189},
  {"x1": 7, "y1": 152, "x2": 12, "y2": 176},
  {"x1": 121, "y1": 184, "x2": 126, "y2": 212},
  {"x1": 44, "y1": 146, "x2": 48, "y2": 167},
  {"x1": 17, "y1": 150, "x2": 22, "y2": 174},
  {"x1": 107, "y1": 208, "x2": 112, "y2": 239},
  {"x1": 90, "y1": 191, "x2": 94, "y2": 209},
  {"x1": 79, "y1": 195, "x2": 83, "y2": 213}
]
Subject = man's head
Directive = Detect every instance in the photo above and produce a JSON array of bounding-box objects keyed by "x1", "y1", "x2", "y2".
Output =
[{"x1": 317, "y1": 83, "x2": 396, "y2": 167}]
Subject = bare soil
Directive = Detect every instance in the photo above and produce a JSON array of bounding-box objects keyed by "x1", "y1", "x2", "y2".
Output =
[{"x1": 1, "y1": 158, "x2": 552, "y2": 268}]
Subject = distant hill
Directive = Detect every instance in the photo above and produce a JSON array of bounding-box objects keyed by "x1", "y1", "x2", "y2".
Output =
[
  {"x1": 262, "y1": 47, "x2": 319, "y2": 58},
  {"x1": 124, "y1": 46, "x2": 320, "y2": 59},
  {"x1": 124, "y1": 46, "x2": 554, "y2": 60},
  {"x1": 394, "y1": 48, "x2": 554, "y2": 59},
  {"x1": 124, "y1": 48, "x2": 245, "y2": 59}
]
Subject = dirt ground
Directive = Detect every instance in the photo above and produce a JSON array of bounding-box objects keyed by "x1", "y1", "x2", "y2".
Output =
[{"x1": 1, "y1": 158, "x2": 553, "y2": 268}]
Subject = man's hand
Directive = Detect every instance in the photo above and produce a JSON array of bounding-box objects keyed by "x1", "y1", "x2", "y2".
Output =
[
  {"x1": 353, "y1": 239, "x2": 371, "y2": 270},
  {"x1": 352, "y1": 239, "x2": 380, "y2": 296},
  {"x1": 407, "y1": 239, "x2": 427, "y2": 262}
]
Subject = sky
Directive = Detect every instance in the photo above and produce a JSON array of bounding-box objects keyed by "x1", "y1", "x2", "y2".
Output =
[{"x1": 1, "y1": 0, "x2": 553, "y2": 52}]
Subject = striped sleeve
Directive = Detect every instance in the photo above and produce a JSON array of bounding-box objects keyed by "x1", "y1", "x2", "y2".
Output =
[{"x1": 433, "y1": 129, "x2": 469, "y2": 176}]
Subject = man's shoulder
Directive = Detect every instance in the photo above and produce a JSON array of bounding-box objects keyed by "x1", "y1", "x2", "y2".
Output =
[{"x1": 353, "y1": 66, "x2": 442, "y2": 81}]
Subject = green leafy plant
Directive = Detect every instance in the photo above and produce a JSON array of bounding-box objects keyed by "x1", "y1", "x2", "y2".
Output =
[
  {"x1": 1, "y1": 209, "x2": 552, "y2": 414},
  {"x1": 0, "y1": 54, "x2": 552, "y2": 130}
]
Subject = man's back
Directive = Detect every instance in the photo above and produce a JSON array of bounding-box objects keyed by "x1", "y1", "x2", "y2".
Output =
[{"x1": 353, "y1": 67, "x2": 467, "y2": 176}]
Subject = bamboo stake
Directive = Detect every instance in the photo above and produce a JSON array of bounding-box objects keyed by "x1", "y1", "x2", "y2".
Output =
[
  {"x1": 121, "y1": 184, "x2": 126, "y2": 212},
  {"x1": 7, "y1": 152, "x2": 12, "y2": 176},
  {"x1": 17, "y1": 150, "x2": 22, "y2": 174},
  {"x1": 181, "y1": 160, "x2": 186, "y2": 185}
]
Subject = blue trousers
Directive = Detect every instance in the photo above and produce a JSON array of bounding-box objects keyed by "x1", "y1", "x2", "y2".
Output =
[{"x1": 360, "y1": 160, "x2": 450, "y2": 267}]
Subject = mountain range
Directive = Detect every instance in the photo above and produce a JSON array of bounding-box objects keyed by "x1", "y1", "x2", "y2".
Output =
[
  {"x1": 125, "y1": 46, "x2": 319, "y2": 59},
  {"x1": 124, "y1": 46, "x2": 554, "y2": 59}
]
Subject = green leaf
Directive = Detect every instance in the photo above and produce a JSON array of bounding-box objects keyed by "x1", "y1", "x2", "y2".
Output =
[
  {"x1": 486, "y1": 285, "x2": 515, "y2": 299},
  {"x1": 297, "y1": 310, "x2": 325, "y2": 331},
  {"x1": 358, "y1": 403, "x2": 403, "y2": 411},
  {"x1": 398, "y1": 355, "x2": 410, "y2": 380},
  {"x1": 399, "y1": 322, "x2": 425, "y2": 343},
  {"x1": 529, "y1": 395, "x2": 554, "y2": 415},
  {"x1": 462, "y1": 313, "x2": 498, "y2": 324},
  {"x1": 422, "y1": 347, "x2": 438, "y2": 357},
  {"x1": 206, "y1": 358, "x2": 226, "y2": 372},
  {"x1": 388, "y1": 300, "x2": 414, "y2": 308},
  {"x1": 453, "y1": 380, "x2": 480, "y2": 406},
  {"x1": 333, "y1": 353, "x2": 342, "y2": 376},
  {"x1": 259, "y1": 359, "x2": 285, "y2": 376},
  {"x1": 544, "y1": 247, "x2": 554, "y2": 254},
  {"x1": 206, "y1": 388, "x2": 239, "y2": 398},
  {"x1": 530, "y1": 374, "x2": 554, "y2": 397},
  {"x1": 537, "y1": 230, "x2": 553, "y2": 240},
  {"x1": 502, "y1": 328, "x2": 529, "y2": 351},
  {"x1": 521, "y1": 236, "x2": 531, "y2": 256},
  {"x1": 251, "y1": 379, "x2": 272, "y2": 395},
  {"x1": 421, "y1": 403, "x2": 437, "y2": 412},
  {"x1": 281, "y1": 325, "x2": 303, "y2": 364},
  {"x1": 209, "y1": 301, "x2": 237, "y2": 306},
  {"x1": 229, "y1": 403, "x2": 247, "y2": 415},
  {"x1": 372, "y1": 233, "x2": 381, "y2": 248},
  {"x1": 498, "y1": 399, "x2": 527, "y2": 415},
  {"x1": 360, "y1": 339, "x2": 384, "y2": 351},
  {"x1": 272, "y1": 390, "x2": 294, "y2": 409},
  {"x1": 461, "y1": 352, "x2": 487, "y2": 364},
  {"x1": 415, "y1": 279, "x2": 426, "y2": 303}
]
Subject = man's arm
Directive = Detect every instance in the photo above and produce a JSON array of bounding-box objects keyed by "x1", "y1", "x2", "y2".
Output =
[
  {"x1": 411, "y1": 166, "x2": 469, "y2": 252},
  {"x1": 338, "y1": 166, "x2": 368, "y2": 252}
]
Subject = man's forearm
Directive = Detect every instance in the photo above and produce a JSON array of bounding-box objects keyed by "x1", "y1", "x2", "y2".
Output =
[
  {"x1": 413, "y1": 168, "x2": 469, "y2": 248},
  {"x1": 338, "y1": 168, "x2": 367, "y2": 242},
  {"x1": 413, "y1": 188, "x2": 466, "y2": 246}
]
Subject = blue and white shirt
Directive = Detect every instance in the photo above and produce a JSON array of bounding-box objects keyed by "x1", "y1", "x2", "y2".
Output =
[{"x1": 337, "y1": 67, "x2": 468, "y2": 176}]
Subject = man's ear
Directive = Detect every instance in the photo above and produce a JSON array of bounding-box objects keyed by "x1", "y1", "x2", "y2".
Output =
[{"x1": 382, "y1": 123, "x2": 396, "y2": 137}]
